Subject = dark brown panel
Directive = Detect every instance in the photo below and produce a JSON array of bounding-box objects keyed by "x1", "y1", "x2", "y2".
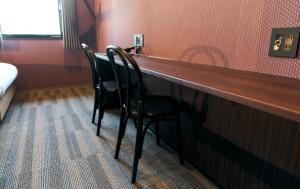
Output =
[{"x1": 143, "y1": 74, "x2": 300, "y2": 189}]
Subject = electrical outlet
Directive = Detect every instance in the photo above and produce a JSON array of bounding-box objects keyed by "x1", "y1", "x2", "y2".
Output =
[
  {"x1": 269, "y1": 27, "x2": 300, "y2": 58},
  {"x1": 134, "y1": 34, "x2": 144, "y2": 47}
]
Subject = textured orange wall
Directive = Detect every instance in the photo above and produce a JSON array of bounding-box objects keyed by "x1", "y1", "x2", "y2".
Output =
[
  {"x1": 96, "y1": 0, "x2": 300, "y2": 79},
  {"x1": 0, "y1": 40, "x2": 90, "y2": 91},
  {"x1": 0, "y1": 0, "x2": 96, "y2": 91}
]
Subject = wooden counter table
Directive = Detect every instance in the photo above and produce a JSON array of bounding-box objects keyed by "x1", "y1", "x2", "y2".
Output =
[{"x1": 95, "y1": 53, "x2": 300, "y2": 123}]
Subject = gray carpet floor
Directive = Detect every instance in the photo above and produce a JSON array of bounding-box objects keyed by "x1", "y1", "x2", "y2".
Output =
[{"x1": 0, "y1": 86, "x2": 217, "y2": 189}]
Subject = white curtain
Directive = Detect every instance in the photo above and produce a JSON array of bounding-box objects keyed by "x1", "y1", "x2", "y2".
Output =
[
  {"x1": 0, "y1": 24, "x2": 3, "y2": 50},
  {"x1": 62, "y1": 0, "x2": 81, "y2": 50}
]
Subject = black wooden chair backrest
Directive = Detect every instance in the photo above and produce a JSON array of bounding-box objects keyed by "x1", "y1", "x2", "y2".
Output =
[
  {"x1": 106, "y1": 45, "x2": 144, "y2": 114},
  {"x1": 81, "y1": 43, "x2": 103, "y2": 89}
]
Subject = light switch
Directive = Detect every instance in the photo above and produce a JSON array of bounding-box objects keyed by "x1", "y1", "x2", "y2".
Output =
[{"x1": 269, "y1": 27, "x2": 300, "y2": 58}]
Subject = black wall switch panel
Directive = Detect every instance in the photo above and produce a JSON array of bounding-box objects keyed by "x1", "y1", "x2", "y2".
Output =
[{"x1": 269, "y1": 27, "x2": 300, "y2": 58}]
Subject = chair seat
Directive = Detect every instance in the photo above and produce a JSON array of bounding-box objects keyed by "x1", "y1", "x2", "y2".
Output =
[{"x1": 131, "y1": 95, "x2": 181, "y2": 117}]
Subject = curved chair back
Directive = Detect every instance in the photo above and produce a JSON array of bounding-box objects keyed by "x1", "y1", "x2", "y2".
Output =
[
  {"x1": 106, "y1": 45, "x2": 144, "y2": 114},
  {"x1": 81, "y1": 43, "x2": 103, "y2": 89}
]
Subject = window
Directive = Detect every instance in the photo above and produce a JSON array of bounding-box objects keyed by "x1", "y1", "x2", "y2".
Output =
[{"x1": 0, "y1": 0, "x2": 61, "y2": 38}]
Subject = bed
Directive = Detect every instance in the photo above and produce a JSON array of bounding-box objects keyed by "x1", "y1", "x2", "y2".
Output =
[{"x1": 0, "y1": 63, "x2": 18, "y2": 121}]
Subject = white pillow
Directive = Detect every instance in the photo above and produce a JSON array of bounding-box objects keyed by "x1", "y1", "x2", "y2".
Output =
[{"x1": 0, "y1": 63, "x2": 18, "y2": 97}]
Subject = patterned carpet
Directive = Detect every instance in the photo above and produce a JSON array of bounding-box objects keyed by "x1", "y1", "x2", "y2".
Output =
[{"x1": 0, "y1": 86, "x2": 217, "y2": 189}]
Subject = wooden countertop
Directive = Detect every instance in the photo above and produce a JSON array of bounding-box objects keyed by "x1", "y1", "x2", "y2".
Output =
[{"x1": 95, "y1": 53, "x2": 300, "y2": 123}]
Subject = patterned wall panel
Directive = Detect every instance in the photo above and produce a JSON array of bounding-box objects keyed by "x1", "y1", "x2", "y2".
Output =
[{"x1": 96, "y1": 0, "x2": 300, "y2": 79}]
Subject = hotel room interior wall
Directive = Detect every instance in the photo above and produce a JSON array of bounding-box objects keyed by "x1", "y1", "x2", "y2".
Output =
[
  {"x1": 96, "y1": 0, "x2": 300, "y2": 79},
  {"x1": 0, "y1": 0, "x2": 96, "y2": 91},
  {"x1": 96, "y1": 1, "x2": 300, "y2": 188}
]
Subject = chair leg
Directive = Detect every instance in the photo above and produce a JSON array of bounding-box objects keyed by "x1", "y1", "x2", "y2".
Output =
[
  {"x1": 139, "y1": 119, "x2": 155, "y2": 159},
  {"x1": 115, "y1": 108, "x2": 128, "y2": 159},
  {"x1": 96, "y1": 92, "x2": 105, "y2": 136},
  {"x1": 176, "y1": 113, "x2": 184, "y2": 165},
  {"x1": 155, "y1": 121, "x2": 160, "y2": 146},
  {"x1": 97, "y1": 109, "x2": 104, "y2": 136},
  {"x1": 133, "y1": 117, "x2": 138, "y2": 129},
  {"x1": 131, "y1": 114, "x2": 144, "y2": 183},
  {"x1": 92, "y1": 90, "x2": 99, "y2": 124}
]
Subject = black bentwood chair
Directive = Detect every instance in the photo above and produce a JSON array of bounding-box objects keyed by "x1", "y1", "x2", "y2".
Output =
[
  {"x1": 106, "y1": 45, "x2": 184, "y2": 183},
  {"x1": 81, "y1": 43, "x2": 118, "y2": 136}
]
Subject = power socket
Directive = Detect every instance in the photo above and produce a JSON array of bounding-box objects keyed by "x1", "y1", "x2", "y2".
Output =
[{"x1": 134, "y1": 34, "x2": 144, "y2": 47}]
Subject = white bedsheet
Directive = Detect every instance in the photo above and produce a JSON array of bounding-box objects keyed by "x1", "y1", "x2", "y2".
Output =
[{"x1": 0, "y1": 63, "x2": 18, "y2": 97}]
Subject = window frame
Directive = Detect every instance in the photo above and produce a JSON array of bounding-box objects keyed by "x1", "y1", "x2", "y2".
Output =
[{"x1": 1, "y1": 0, "x2": 63, "y2": 39}]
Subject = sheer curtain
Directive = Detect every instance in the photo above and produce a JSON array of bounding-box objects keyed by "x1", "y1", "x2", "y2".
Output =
[
  {"x1": 62, "y1": 0, "x2": 81, "y2": 50},
  {"x1": 0, "y1": 24, "x2": 3, "y2": 50}
]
